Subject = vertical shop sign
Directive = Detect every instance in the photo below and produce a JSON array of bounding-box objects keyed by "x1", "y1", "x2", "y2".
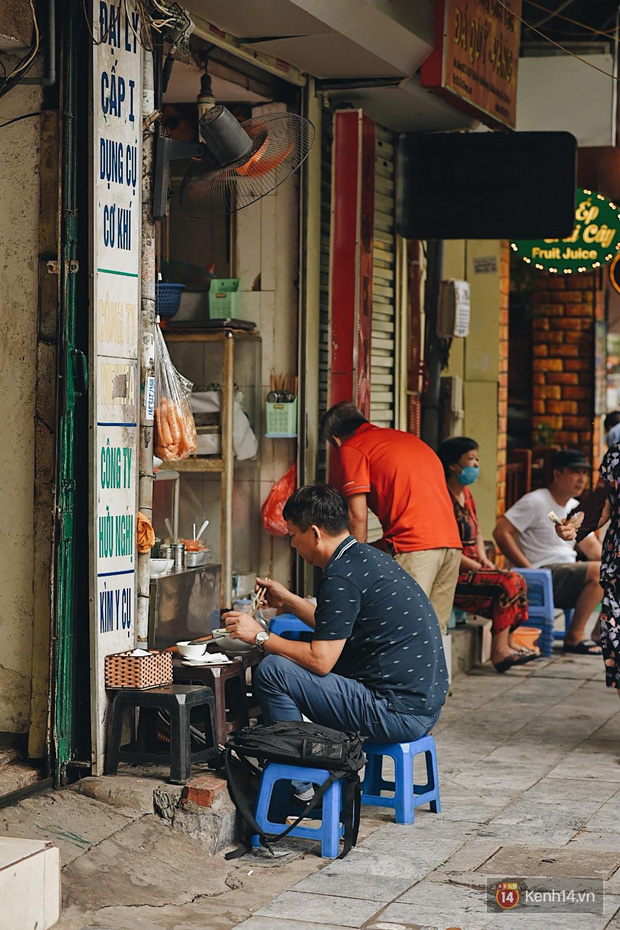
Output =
[{"x1": 91, "y1": 0, "x2": 142, "y2": 771}]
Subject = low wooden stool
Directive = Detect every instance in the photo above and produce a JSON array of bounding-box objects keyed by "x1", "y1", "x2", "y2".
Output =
[
  {"x1": 173, "y1": 658, "x2": 249, "y2": 742},
  {"x1": 104, "y1": 684, "x2": 218, "y2": 784}
]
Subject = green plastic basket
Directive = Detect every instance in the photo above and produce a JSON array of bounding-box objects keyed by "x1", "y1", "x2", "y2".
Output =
[{"x1": 266, "y1": 398, "x2": 298, "y2": 438}]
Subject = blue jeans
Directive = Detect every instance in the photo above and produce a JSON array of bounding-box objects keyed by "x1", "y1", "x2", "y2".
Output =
[{"x1": 254, "y1": 655, "x2": 439, "y2": 743}]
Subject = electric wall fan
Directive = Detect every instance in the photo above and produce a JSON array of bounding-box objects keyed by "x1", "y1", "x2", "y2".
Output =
[{"x1": 154, "y1": 103, "x2": 315, "y2": 219}]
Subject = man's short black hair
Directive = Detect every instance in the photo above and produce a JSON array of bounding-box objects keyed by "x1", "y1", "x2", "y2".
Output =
[
  {"x1": 282, "y1": 484, "x2": 349, "y2": 534},
  {"x1": 320, "y1": 402, "x2": 368, "y2": 442},
  {"x1": 604, "y1": 411, "x2": 620, "y2": 431},
  {"x1": 437, "y1": 436, "x2": 479, "y2": 479}
]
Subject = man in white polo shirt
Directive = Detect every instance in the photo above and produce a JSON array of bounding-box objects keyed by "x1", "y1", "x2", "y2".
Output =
[{"x1": 493, "y1": 449, "x2": 602, "y2": 655}]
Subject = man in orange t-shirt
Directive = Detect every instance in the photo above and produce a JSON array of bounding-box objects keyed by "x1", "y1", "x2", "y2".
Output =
[{"x1": 321, "y1": 402, "x2": 461, "y2": 633}]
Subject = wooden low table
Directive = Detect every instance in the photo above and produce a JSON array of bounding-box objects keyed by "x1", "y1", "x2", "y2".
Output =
[{"x1": 173, "y1": 652, "x2": 262, "y2": 743}]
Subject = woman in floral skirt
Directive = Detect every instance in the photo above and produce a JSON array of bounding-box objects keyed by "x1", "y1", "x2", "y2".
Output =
[
  {"x1": 438, "y1": 437, "x2": 537, "y2": 673},
  {"x1": 557, "y1": 443, "x2": 620, "y2": 691}
]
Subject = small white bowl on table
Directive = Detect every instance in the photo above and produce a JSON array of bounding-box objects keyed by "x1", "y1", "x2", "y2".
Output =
[
  {"x1": 176, "y1": 640, "x2": 209, "y2": 660},
  {"x1": 149, "y1": 557, "x2": 174, "y2": 578}
]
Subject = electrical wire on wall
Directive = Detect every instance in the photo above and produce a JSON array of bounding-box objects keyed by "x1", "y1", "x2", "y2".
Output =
[
  {"x1": 0, "y1": 0, "x2": 42, "y2": 100},
  {"x1": 498, "y1": 0, "x2": 620, "y2": 82}
]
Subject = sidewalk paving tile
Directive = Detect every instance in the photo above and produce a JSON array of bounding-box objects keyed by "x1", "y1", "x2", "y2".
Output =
[
  {"x1": 254, "y1": 891, "x2": 381, "y2": 927},
  {"x1": 582, "y1": 795, "x2": 620, "y2": 833},
  {"x1": 477, "y1": 822, "x2": 577, "y2": 847},
  {"x1": 380, "y1": 879, "x2": 495, "y2": 930},
  {"x1": 486, "y1": 912, "x2": 612, "y2": 929},
  {"x1": 519, "y1": 777, "x2": 620, "y2": 807},
  {"x1": 237, "y1": 920, "x2": 349, "y2": 930},
  {"x1": 486, "y1": 800, "x2": 594, "y2": 837},
  {"x1": 291, "y1": 869, "x2": 415, "y2": 901},
  {"x1": 436, "y1": 838, "x2": 503, "y2": 874},
  {"x1": 568, "y1": 831, "x2": 620, "y2": 851},
  {"x1": 303, "y1": 849, "x2": 426, "y2": 881},
  {"x1": 450, "y1": 763, "x2": 550, "y2": 796},
  {"x1": 481, "y1": 845, "x2": 620, "y2": 879},
  {"x1": 546, "y1": 749, "x2": 620, "y2": 783}
]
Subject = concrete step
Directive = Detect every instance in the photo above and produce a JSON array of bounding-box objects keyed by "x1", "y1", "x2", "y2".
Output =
[
  {"x1": 0, "y1": 837, "x2": 60, "y2": 930},
  {"x1": 0, "y1": 747, "x2": 18, "y2": 768},
  {"x1": 0, "y1": 762, "x2": 42, "y2": 797}
]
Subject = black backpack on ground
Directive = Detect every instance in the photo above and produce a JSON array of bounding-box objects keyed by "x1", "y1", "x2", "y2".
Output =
[{"x1": 224, "y1": 721, "x2": 366, "y2": 860}]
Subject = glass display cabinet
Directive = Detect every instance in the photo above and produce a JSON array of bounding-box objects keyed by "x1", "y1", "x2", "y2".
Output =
[{"x1": 157, "y1": 328, "x2": 262, "y2": 606}]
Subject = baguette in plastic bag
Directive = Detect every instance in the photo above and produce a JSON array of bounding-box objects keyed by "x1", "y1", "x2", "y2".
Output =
[{"x1": 153, "y1": 324, "x2": 197, "y2": 462}]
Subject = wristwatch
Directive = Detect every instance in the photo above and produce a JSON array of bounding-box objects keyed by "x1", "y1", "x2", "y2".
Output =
[{"x1": 255, "y1": 629, "x2": 270, "y2": 649}]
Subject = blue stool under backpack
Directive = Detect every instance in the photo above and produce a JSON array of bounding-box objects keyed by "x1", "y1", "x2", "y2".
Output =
[
  {"x1": 269, "y1": 613, "x2": 314, "y2": 641},
  {"x1": 361, "y1": 735, "x2": 440, "y2": 824},
  {"x1": 251, "y1": 762, "x2": 347, "y2": 858}
]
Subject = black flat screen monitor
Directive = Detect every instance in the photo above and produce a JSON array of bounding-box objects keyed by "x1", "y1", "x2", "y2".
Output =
[{"x1": 396, "y1": 131, "x2": 577, "y2": 240}]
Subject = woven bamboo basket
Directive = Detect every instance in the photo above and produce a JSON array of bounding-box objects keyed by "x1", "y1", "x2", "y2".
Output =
[{"x1": 104, "y1": 651, "x2": 173, "y2": 690}]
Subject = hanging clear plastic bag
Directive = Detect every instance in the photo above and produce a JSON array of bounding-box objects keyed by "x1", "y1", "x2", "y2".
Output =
[{"x1": 153, "y1": 323, "x2": 197, "y2": 462}]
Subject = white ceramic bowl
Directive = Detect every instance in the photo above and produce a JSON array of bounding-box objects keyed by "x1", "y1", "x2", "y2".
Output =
[
  {"x1": 150, "y1": 557, "x2": 173, "y2": 578},
  {"x1": 211, "y1": 628, "x2": 257, "y2": 656},
  {"x1": 176, "y1": 640, "x2": 209, "y2": 659}
]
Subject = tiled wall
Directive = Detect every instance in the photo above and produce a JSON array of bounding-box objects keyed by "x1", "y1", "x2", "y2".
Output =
[{"x1": 235, "y1": 104, "x2": 299, "y2": 588}]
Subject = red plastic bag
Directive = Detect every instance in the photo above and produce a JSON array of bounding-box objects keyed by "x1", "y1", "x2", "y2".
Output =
[{"x1": 261, "y1": 464, "x2": 297, "y2": 537}]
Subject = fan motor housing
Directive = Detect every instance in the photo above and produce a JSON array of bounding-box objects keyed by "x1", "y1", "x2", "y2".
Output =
[{"x1": 200, "y1": 106, "x2": 253, "y2": 168}]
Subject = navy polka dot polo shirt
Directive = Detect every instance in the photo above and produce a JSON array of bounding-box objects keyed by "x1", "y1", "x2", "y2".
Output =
[{"x1": 314, "y1": 536, "x2": 449, "y2": 717}]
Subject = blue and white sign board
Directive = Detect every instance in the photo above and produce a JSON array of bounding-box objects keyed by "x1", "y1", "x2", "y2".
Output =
[{"x1": 91, "y1": 0, "x2": 142, "y2": 771}]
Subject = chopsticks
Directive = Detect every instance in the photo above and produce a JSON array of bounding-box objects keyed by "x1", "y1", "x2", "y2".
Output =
[
  {"x1": 269, "y1": 372, "x2": 298, "y2": 395},
  {"x1": 249, "y1": 585, "x2": 267, "y2": 617}
]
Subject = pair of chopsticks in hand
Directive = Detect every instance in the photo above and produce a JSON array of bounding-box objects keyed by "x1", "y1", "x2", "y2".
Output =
[{"x1": 249, "y1": 584, "x2": 267, "y2": 617}]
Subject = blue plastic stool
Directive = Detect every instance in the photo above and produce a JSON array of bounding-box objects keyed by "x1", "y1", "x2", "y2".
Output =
[
  {"x1": 269, "y1": 613, "x2": 314, "y2": 641},
  {"x1": 361, "y1": 735, "x2": 440, "y2": 824},
  {"x1": 515, "y1": 569, "x2": 556, "y2": 656},
  {"x1": 555, "y1": 608, "x2": 574, "y2": 641},
  {"x1": 251, "y1": 762, "x2": 345, "y2": 858}
]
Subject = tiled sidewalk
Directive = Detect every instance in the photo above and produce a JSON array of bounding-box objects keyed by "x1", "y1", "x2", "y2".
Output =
[{"x1": 236, "y1": 652, "x2": 620, "y2": 930}]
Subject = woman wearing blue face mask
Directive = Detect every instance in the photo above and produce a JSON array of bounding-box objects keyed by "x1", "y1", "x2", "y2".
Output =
[{"x1": 437, "y1": 437, "x2": 536, "y2": 673}]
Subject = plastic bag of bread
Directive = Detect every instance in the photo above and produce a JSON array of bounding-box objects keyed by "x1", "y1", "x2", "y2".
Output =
[{"x1": 154, "y1": 323, "x2": 197, "y2": 462}]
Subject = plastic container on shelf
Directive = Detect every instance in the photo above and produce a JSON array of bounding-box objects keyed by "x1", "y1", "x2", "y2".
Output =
[
  {"x1": 266, "y1": 397, "x2": 298, "y2": 438},
  {"x1": 209, "y1": 278, "x2": 240, "y2": 318},
  {"x1": 156, "y1": 282, "x2": 186, "y2": 320}
]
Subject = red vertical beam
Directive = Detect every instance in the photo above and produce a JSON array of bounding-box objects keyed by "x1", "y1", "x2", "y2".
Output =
[{"x1": 328, "y1": 110, "x2": 375, "y2": 486}]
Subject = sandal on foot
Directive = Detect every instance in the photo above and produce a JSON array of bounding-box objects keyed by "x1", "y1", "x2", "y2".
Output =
[
  {"x1": 494, "y1": 652, "x2": 539, "y2": 674},
  {"x1": 563, "y1": 639, "x2": 602, "y2": 655}
]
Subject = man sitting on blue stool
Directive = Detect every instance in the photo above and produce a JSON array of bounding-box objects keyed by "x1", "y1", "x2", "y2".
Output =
[{"x1": 224, "y1": 484, "x2": 448, "y2": 753}]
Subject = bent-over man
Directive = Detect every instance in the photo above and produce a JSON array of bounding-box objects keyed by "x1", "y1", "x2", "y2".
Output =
[
  {"x1": 223, "y1": 484, "x2": 448, "y2": 743},
  {"x1": 320, "y1": 401, "x2": 462, "y2": 634}
]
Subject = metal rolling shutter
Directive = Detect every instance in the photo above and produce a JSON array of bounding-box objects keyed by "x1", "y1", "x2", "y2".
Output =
[
  {"x1": 316, "y1": 117, "x2": 398, "y2": 522},
  {"x1": 367, "y1": 126, "x2": 397, "y2": 542},
  {"x1": 371, "y1": 125, "x2": 397, "y2": 429}
]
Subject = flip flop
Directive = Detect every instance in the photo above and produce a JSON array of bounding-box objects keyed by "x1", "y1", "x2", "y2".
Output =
[
  {"x1": 494, "y1": 652, "x2": 539, "y2": 674},
  {"x1": 563, "y1": 639, "x2": 602, "y2": 656}
]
